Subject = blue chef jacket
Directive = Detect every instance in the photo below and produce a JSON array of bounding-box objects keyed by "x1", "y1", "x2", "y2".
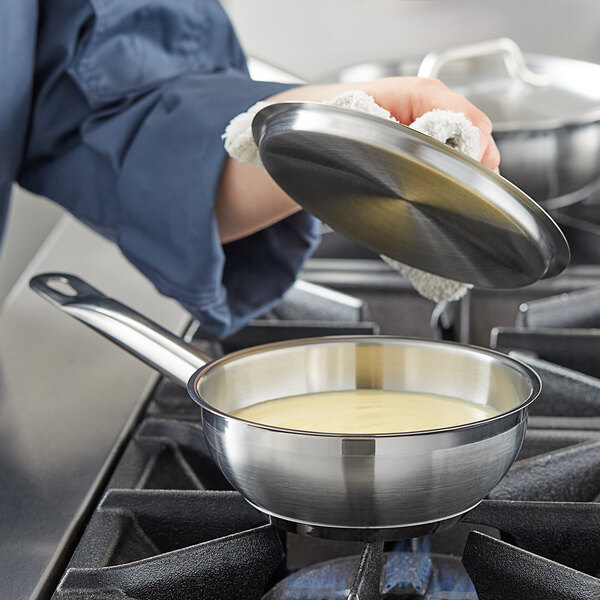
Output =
[{"x1": 2, "y1": 0, "x2": 320, "y2": 337}]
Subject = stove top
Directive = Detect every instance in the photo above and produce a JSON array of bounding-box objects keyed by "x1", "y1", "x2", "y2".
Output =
[{"x1": 46, "y1": 260, "x2": 600, "y2": 600}]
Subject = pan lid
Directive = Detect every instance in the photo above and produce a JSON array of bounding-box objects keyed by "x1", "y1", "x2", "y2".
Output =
[
  {"x1": 253, "y1": 101, "x2": 570, "y2": 289},
  {"x1": 417, "y1": 38, "x2": 600, "y2": 132}
]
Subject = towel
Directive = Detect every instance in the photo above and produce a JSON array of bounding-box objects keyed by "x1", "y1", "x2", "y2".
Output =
[{"x1": 222, "y1": 90, "x2": 479, "y2": 302}]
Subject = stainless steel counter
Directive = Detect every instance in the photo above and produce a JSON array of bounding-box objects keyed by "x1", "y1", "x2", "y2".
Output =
[{"x1": 0, "y1": 215, "x2": 189, "y2": 599}]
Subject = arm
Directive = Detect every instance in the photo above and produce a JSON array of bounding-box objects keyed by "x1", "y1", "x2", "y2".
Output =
[{"x1": 18, "y1": 0, "x2": 319, "y2": 337}]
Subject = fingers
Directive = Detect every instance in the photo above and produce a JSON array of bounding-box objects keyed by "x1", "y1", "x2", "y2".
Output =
[
  {"x1": 396, "y1": 78, "x2": 491, "y2": 129},
  {"x1": 479, "y1": 131, "x2": 501, "y2": 172}
]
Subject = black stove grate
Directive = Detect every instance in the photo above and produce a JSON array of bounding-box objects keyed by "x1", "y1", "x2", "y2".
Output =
[
  {"x1": 466, "y1": 500, "x2": 600, "y2": 576},
  {"x1": 492, "y1": 284, "x2": 600, "y2": 379},
  {"x1": 53, "y1": 490, "x2": 283, "y2": 600},
  {"x1": 463, "y1": 531, "x2": 600, "y2": 600},
  {"x1": 491, "y1": 439, "x2": 600, "y2": 503}
]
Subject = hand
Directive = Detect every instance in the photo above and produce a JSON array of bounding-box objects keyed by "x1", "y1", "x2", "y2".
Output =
[
  {"x1": 268, "y1": 77, "x2": 500, "y2": 172},
  {"x1": 367, "y1": 77, "x2": 500, "y2": 172}
]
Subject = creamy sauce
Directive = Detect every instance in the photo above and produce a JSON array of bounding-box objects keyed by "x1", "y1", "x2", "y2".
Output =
[{"x1": 231, "y1": 390, "x2": 498, "y2": 434}]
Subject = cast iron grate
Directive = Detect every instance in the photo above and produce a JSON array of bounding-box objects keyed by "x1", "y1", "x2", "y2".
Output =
[
  {"x1": 52, "y1": 491, "x2": 283, "y2": 600},
  {"x1": 492, "y1": 285, "x2": 600, "y2": 379},
  {"x1": 463, "y1": 531, "x2": 600, "y2": 600}
]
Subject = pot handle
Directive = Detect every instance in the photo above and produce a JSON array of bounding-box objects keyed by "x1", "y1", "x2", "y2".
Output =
[
  {"x1": 417, "y1": 37, "x2": 551, "y2": 87},
  {"x1": 29, "y1": 273, "x2": 211, "y2": 387}
]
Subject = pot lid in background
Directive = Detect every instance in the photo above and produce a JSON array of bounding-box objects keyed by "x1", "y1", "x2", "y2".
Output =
[
  {"x1": 253, "y1": 101, "x2": 570, "y2": 289},
  {"x1": 335, "y1": 38, "x2": 600, "y2": 133},
  {"x1": 452, "y1": 58, "x2": 600, "y2": 132},
  {"x1": 418, "y1": 38, "x2": 600, "y2": 132}
]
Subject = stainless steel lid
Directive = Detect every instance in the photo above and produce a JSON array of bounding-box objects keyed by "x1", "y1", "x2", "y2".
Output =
[
  {"x1": 416, "y1": 38, "x2": 600, "y2": 132},
  {"x1": 253, "y1": 101, "x2": 570, "y2": 289}
]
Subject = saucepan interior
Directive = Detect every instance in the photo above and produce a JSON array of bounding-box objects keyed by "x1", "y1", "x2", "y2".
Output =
[
  {"x1": 190, "y1": 336, "x2": 539, "y2": 536},
  {"x1": 193, "y1": 336, "x2": 536, "y2": 432}
]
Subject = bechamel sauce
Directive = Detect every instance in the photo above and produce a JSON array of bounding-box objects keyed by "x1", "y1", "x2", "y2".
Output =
[{"x1": 231, "y1": 390, "x2": 498, "y2": 434}]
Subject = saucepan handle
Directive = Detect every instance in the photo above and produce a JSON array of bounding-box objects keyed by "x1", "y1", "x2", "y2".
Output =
[
  {"x1": 417, "y1": 37, "x2": 550, "y2": 87},
  {"x1": 29, "y1": 273, "x2": 211, "y2": 387}
]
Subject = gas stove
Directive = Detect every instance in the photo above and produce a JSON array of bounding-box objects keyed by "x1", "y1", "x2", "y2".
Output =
[{"x1": 45, "y1": 237, "x2": 600, "y2": 600}]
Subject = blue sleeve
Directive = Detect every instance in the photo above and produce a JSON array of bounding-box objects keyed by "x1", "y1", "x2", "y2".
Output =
[{"x1": 18, "y1": 0, "x2": 321, "y2": 338}]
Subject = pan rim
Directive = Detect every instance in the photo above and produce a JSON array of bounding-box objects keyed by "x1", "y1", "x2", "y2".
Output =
[{"x1": 188, "y1": 334, "x2": 540, "y2": 439}]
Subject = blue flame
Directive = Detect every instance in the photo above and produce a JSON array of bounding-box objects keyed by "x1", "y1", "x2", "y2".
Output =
[
  {"x1": 267, "y1": 535, "x2": 478, "y2": 599},
  {"x1": 383, "y1": 545, "x2": 432, "y2": 594}
]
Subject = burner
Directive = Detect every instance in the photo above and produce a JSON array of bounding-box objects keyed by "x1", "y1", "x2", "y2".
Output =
[{"x1": 264, "y1": 548, "x2": 477, "y2": 599}]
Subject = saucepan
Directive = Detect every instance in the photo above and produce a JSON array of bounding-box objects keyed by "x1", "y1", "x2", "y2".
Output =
[{"x1": 30, "y1": 273, "x2": 540, "y2": 541}]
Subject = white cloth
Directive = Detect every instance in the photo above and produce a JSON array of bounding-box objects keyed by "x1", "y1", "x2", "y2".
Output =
[
  {"x1": 222, "y1": 90, "x2": 480, "y2": 302},
  {"x1": 409, "y1": 108, "x2": 480, "y2": 157},
  {"x1": 223, "y1": 101, "x2": 269, "y2": 168}
]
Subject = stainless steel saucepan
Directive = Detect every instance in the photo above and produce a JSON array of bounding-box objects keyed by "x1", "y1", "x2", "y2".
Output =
[{"x1": 30, "y1": 273, "x2": 540, "y2": 541}]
